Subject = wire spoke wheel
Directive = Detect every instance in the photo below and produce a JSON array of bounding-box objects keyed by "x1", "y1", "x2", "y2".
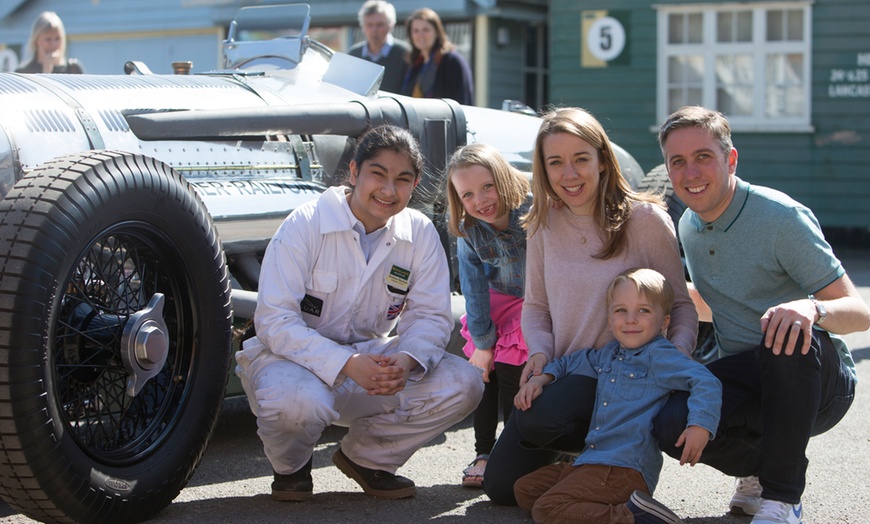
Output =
[
  {"x1": 0, "y1": 151, "x2": 232, "y2": 523},
  {"x1": 57, "y1": 229, "x2": 190, "y2": 461}
]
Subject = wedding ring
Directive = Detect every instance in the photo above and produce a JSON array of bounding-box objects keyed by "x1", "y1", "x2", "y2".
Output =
[{"x1": 793, "y1": 321, "x2": 802, "y2": 328}]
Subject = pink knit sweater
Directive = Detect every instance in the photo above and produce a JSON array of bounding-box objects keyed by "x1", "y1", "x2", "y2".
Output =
[{"x1": 522, "y1": 201, "x2": 698, "y2": 360}]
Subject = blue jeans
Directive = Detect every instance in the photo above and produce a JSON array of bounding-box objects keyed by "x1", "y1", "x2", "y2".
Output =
[
  {"x1": 483, "y1": 375, "x2": 597, "y2": 505},
  {"x1": 653, "y1": 329, "x2": 854, "y2": 504}
]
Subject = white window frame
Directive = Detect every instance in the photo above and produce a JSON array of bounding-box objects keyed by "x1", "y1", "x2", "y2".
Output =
[{"x1": 656, "y1": 2, "x2": 813, "y2": 132}]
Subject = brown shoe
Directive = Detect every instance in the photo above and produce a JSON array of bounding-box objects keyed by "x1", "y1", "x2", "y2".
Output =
[
  {"x1": 271, "y1": 458, "x2": 313, "y2": 502},
  {"x1": 332, "y1": 448, "x2": 416, "y2": 499}
]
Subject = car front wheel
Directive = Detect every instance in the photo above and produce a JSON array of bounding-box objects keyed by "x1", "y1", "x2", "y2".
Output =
[{"x1": 0, "y1": 151, "x2": 232, "y2": 523}]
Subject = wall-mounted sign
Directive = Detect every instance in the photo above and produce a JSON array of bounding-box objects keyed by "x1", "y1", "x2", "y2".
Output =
[
  {"x1": 827, "y1": 52, "x2": 870, "y2": 98},
  {"x1": 581, "y1": 10, "x2": 629, "y2": 68},
  {"x1": 588, "y1": 17, "x2": 625, "y2": 61}
]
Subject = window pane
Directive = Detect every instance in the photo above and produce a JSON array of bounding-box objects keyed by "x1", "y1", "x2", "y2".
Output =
[
  {"x1": 688, "y1": 55, "x2": 703, "y2": 84},
  {"x1": 543, "y1": 25, "x2": 549, "y2": 66},
  {"x1": 737, "y1": 11, "x2": 752, "y2": 42},
  {"x1": 668, "y1": 56, "x2": 683, "y2": 83},
  {"x1": 668, "y1": 88, "x2": 683, "y2": 113},
  {"x1": 668, "y1": 55, "x2": 703, "y2": 83},
  {"x1": 766, "y1": 85, "x2": 805, "y2": 117},
  {"x1": 767, "y1": 54, "x2": 804, "y2": 86},
  {"x1": 787, "y1": 10, "x2": 803, "y2": 40},
  {"x1": 718, "y1": 86, "x2": 753, "y2": 115},
  {"x1": 688, "y1": 13, "x2": 703, "y2": 43},
  {"x1": 766, "y1": 53, "x2": 805, "y2": 117},
  {"x1": 668, "y1": 54, "x2": 704, "y2": 114},
  {"x1": 716, "y1": 55, "x2": 753, "y2": 84},
  {"x1": 784, "y1": 87, "x2": 803, "y2": 116},
  {"x1": 525, "y1": 73, "x2": 537, "y2": 108},
  {"x1": 767, "y1": 10, "x2": 784, "y2": 41},
  {"x1": 525, "y1": 26, "x2": 537, "y2": 66},
  {"x1": 736, "y1": 55, "x2": 753, "y2": 83},
  {"x1": 448, "y1": 23, "x2": 473, "y2": 57},
  {"x1": 669, "y1": 14, "x2": 684, "y2": 44},
  {"x1": 785, "y1": 54, "x2": 804, "y2": 83},
  {"x1": 717, "y1": 11, "x2": 751, "y2": 43},
  {"x1": 717, "y1": 12, "x2": 733, "y2": 43},
  {"x1": 717, "y1": 54, "x2": 753, "y2": 115},
  {"x1": 668, "y1": 86, "x2": 703, "y2": 113},
  {"x1": 687, "y1": 55, "x2": 704, "y2": 83},
  {"x1": 542, "y1": 72, "x2": 549, "y2": 108}
]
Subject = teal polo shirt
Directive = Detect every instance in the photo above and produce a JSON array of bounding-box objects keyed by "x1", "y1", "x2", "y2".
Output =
[{"x1": 680, "y1": 177, "x2": 854, "y2": 377}]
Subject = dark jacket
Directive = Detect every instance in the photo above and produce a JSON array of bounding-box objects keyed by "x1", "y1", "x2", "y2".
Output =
[
  {"x1": 401, "y1": 50, "x2": 474, "y2": 105},
  {"x1": 16, "y1": 58, "x2": 84, "y2": 74},
  {"x1": 347, "y1": 40, "x2": 410, "y2": 94}
]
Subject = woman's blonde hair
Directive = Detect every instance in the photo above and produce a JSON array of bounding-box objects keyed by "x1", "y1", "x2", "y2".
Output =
[
  {"x1": 523, "y1": 107, "x2": 663, "y2": 259},
  {"x1": 444, "y1": 143, "x2": 530, "y2": 237},
  {"x1": 25, "y1": 11, "x2": 67, "y2": 63}
]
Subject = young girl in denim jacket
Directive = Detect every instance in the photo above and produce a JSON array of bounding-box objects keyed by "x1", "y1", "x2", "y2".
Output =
[{"x1": 445, "y1": 143, "x2": 532, "y2": 488}]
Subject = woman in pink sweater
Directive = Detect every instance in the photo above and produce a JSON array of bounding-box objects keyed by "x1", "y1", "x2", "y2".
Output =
[{"x1": 483, "y1": 107, "x2": 698, "y2": 506}]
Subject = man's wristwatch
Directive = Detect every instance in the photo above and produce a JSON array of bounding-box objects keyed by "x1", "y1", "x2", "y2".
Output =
[{"x1": 811, "y1": 298, "x2": 827, "y2": 326}]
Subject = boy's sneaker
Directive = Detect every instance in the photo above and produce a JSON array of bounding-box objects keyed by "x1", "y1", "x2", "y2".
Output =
[
  {"x1": 751, "y1": 499, "x2": 803, "y2": 524},
  {"x1": 332, "y1": 447, "x2": 416, "y2": 499},
  {"x1": 626, "y1": 490, "x2": 684, "y2": 524},
  {"x1": 730, "y1": 475, "x2": 763, "y2": 516},
  {"x1": 271, "y1": 458, "x2": 313, "y2": 502}
]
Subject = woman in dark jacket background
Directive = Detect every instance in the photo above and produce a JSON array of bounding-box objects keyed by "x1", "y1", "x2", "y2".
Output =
[{"x1": 401, "y1": 8, "x2": 474, "y2": 106}]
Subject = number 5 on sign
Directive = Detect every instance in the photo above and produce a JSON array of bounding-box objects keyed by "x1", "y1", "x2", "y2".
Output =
[{"x1": 581, "y1": 11, "x2": 627, "y2": 67}]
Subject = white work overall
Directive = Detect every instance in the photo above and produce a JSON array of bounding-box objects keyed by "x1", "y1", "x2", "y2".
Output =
[{"x1": 236, "y1": 187, "x2": 483, "y2": 475}]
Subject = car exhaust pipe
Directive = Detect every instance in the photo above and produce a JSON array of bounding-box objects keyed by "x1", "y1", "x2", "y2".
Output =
[{"x1": 124, "y1": 97, "x2": 466, "y2": 146}]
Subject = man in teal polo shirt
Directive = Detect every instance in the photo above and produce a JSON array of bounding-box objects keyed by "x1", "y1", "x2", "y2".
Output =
[{"x1": 652, "y1": 106, "x2": 870, "y2": 524}]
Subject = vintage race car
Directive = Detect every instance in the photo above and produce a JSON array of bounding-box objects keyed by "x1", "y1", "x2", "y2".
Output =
[{"x1": 0, "y1": 4, "x2": 644, "y2": 523}]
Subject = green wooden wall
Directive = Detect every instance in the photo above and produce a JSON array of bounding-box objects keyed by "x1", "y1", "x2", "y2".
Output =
[
  {"x1": 549, "y1": 0, "x2": 870, "y2": 233},
  {"x1": 548, "y1": 0, "x2": 659, "y2": 170},
  {"x1": 487, "y1": 20, "x2": 529, "y2": 109}
]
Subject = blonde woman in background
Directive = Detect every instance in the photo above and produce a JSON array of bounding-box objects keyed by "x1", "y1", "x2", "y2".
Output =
[{"x1": 16, "y1": 11, "x2": 83, "y2": 74}]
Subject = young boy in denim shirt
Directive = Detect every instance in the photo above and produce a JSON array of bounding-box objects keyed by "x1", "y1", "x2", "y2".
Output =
[{"x1": 514, "y1": 268, "x2": 721, "y2": 524}]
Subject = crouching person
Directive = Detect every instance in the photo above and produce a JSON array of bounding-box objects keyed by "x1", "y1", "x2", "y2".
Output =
[{"x1": 235, "y1": 125, "x2": 484, "y2": 501}]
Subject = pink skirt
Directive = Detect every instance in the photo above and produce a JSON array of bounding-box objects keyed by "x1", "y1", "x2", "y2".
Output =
[{"x1": 460, "y1": 289, "x2": 529, "y2": 367}]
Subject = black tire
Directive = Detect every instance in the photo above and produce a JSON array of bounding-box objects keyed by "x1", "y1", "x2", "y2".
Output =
[
  {"x1": 636, "y1": 163, "x2": 687, "y2": 239},
  {"x1": 0, "y1": 151, "x2": 233, "y2": 523}
]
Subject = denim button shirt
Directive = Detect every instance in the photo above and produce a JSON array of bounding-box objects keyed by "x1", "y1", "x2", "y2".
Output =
[
  {"x1": 457, "y1": 197, "x2": 531, "y2": 350},
  {"x1": 543, "y1": 335, "x2": 722, "y2": 493}
]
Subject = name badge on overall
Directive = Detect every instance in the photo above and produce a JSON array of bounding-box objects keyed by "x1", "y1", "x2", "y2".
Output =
[
  {"x1": 385, "y1": 265, "x2": 410, "y2": 319},
  {"x1": 386, "y1": 265, "x2": 410, "y2": 295}
]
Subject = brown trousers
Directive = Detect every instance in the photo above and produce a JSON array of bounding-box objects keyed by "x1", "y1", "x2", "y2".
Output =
[{"x1": 514, "y1": 463, "x2": 649, "y2": 523}]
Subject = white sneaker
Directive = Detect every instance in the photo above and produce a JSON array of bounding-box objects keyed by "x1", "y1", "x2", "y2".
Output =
[
  {"x1": 751, "y1": 499, "x2": 803, "y2": 524},
  {"x1": 730, "y1": 475, "x2": 763, "y2": 516}
]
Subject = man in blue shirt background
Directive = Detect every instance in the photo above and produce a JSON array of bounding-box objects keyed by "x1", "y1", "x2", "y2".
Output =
[{"x1": 347, "y1": 0, "x2": 410, "y2": 94}]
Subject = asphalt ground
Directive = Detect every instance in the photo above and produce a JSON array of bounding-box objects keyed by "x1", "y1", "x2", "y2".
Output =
[{"x1": 1, "y1": 248, "x2": 868, "y2": 524}]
